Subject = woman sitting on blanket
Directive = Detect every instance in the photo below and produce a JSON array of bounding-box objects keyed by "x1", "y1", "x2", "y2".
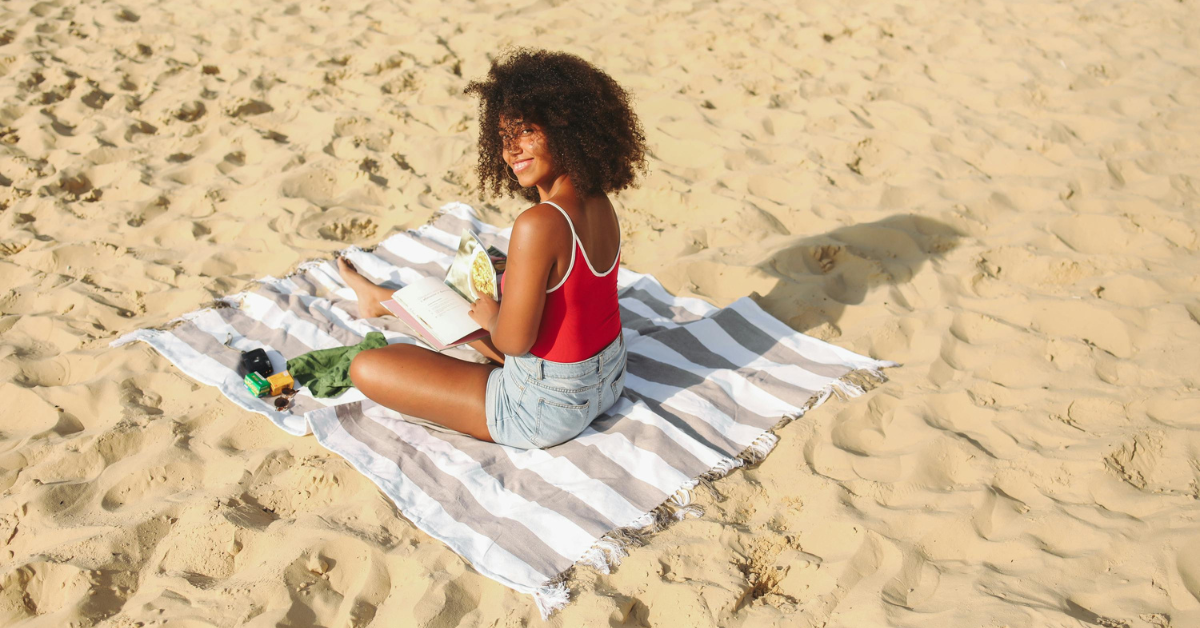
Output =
[{"x1": 336, "y1": 48, "x2": 648, "y2": 449}]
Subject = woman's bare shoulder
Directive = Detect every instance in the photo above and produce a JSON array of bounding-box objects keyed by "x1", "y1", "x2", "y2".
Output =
[{"x1": 511, "y1": 203, "x2": 570, "y2": 244}]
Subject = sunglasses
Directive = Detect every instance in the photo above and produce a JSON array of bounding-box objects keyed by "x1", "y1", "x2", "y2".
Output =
[{"x1": 274, "y1": 387, "x2": 297, "y2": 411}]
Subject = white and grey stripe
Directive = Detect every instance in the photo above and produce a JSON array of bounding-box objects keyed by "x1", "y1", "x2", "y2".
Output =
[{"x1": 112, "y1": 201, "x2": 894, "y2": 612}]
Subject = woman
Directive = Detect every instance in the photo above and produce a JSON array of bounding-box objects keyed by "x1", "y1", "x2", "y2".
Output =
[{"x1": 335, "y1": 48, "x2": 648, "y2": 449}]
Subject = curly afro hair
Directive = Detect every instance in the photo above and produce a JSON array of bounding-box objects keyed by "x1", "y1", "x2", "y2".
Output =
[{"x1": 464, "y1": 48, "x2": 649, "y2": 204}]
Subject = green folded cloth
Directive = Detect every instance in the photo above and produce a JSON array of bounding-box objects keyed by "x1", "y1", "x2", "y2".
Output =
[{"x1": 285, "y1": 331, "x2": 388, "y2": 398}]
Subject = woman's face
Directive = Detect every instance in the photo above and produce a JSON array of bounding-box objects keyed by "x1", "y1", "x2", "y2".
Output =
[{"x1": 499, "y1": 115, "x2": 555, "y2": 187}]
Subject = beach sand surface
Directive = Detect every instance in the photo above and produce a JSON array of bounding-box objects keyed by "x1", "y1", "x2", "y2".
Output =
[{"x1": 1, "y1": 0, "x2": 1199, "y2": 625}]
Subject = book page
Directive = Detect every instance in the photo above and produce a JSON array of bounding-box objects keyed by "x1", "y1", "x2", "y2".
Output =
[
  {"x1": 444, "y1": 230, "x2": 499, "y2": 302},
  {"x1": 393, "y1": 277, "x2": 480, "y2": 344}
]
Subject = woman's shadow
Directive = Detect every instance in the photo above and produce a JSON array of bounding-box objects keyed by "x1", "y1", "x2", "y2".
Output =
[{"x1": 750, "y1": 214, "x2": 962, "y2": 339}]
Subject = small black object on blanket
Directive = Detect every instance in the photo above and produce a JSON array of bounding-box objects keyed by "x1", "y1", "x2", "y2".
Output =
[{"x1": 237, "y1": 348, "x2": 273, "y2": 378}]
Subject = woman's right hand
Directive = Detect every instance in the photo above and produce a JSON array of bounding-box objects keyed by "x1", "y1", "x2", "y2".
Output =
[{"x1": 468, "y1": 294, "x2": 501, "y2": 332}]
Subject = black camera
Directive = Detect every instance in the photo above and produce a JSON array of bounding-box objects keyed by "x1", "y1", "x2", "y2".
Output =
[{"x1": 237, "y1": 348, "x2": 273, "y2": 378}]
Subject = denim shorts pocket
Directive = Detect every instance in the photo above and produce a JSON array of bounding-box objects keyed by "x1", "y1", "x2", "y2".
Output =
[
  {"x1": 501, "y1": 364, "x2": 528, "y2": 406},
  {"x1": 609, "y1": 362, "x2": 626, "y2": 405},
  {"x1": 510, "y1": 377, "x2": 528, "y2": 409},
  {"x1": 532, "y1": 397, "x2": 591, "y2": 448}
]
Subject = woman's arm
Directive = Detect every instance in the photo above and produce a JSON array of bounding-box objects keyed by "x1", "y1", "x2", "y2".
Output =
[
  {"x1": 468, "y1": 205, "x2": 560, "y2": 356},
  {"x1": 468, "y1": 336, "x2": 505, "y2": 364}
]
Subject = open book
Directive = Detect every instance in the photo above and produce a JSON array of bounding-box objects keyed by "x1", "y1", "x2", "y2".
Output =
[{"x1": 381, "y1": 230, "x2": 506, "y2": 350}]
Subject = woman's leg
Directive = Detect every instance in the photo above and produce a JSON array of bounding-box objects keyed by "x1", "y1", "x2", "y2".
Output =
[
  {"x1": 338, "y1": 255, "x2": 501, "y2": 440},
  {"x1": 468, "y1": 337, "x2": 505, "y2": 365},
  {"x1": 349, "y1": 343, "x2": 499, "y2": 441},
  {"x1": 337, "y1": 257, "x2": 394, "y2": 319}
]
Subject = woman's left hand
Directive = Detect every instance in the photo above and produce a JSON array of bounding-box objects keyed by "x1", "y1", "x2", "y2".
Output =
[{"x1": 468, "y1": 294, "x2": 500, "y2": 332}]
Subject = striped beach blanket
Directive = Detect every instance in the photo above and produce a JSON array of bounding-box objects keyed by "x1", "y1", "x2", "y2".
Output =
[{"x1": 112, "y1": 202, "x2": 895, "y2": 616}]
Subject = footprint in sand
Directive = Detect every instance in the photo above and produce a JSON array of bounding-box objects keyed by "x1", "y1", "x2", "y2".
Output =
[
  {"x1": 124, "y1": 120, "x2": 157, "y2": 142},
  {"x1": 289, "y1": 542, "x2": 390, "y2": 627},
  {"x1": 1105, "y1": 431, "x2": 1199, "y2": 498},
  {"x1": 280, "y1": 167, "x2": 376, "y2": 208},
  {"x1": 333, "y1": 115, "x2": 394, "y2": 151},
  {"x1": 153, "y1": 511, "x2": 240, "y2": 582},
  {"x1": 0, "y1": 558, "x2": 122, "y2": 624},
  {"x1": 811, "y1": 244, "x2": 840, "y2": 273},
  {"x1": 119, "y1": 377, "x2": 164, "y2": 418},
  {"x1": 730, "y1": 534, "x2": 812, "y2": 612},
  {"x1": 225, "y1": 99, "x2": 273, "y2": 118},
  {"x1": 0, "y1": 240, "x2": 28, "y2": 256},
  {"x1": 976, "y1": 246, "x2": 1096, "y2": 287},
  {"x1": 99, "y1": 460, "x2": 199, "y2": 512},
  {"x1": 318, "y1": 217, "x2": 378, "y2": 243},
  {"x1": 49, "y1": 172, "x2": 98, "y2": 202},
  {"x1": 127, "y1": 195, "x2": 170, "y2": 227},
  {"x1": 216, "y1": 151, "x2": 245, "y2": 175},
  {"x1": 174, "y1": 100, "x2": 207, "y2": 123},
  {"x1": 81, "y1": 88, "x2": 112, "y2": 110}
]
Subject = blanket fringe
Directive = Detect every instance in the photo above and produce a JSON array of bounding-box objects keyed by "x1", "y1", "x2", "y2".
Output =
[
  {"x1": 532, "y1": 579, "x2": 571, "y2": 618},
  {"x1": 296, "y1": 259, "x2": 329, "y2": 273},
  {"x1": 534, "y1": 364, "x2": 891, "y2": 618},
  {"x1": 831, "y1": 367, "x2": 888, "y2": 401}
]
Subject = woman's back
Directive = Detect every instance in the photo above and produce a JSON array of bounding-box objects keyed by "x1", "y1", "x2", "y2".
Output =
[{"x1": 503, "y1": 200, "x2": 622, "y2": 362}]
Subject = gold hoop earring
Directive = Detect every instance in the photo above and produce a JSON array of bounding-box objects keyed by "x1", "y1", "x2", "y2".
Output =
[{"x1": 507, "y1": 167, "x2": 520, "y2": 183}]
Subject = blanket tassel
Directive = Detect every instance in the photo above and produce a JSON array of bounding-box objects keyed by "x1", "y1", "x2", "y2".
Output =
[
  {"x1": 669, "y1": 485, "x2": 705, "y2": 520},
  {"x1": 831, "y1": 367, "x2": 889, "y2": 400},
  {"x1": 533, "y1": 579, "x2": 571, "y2": 619}
]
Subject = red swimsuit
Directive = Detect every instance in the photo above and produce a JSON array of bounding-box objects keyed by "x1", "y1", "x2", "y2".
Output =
[{"x1": 500, "y1": 201, "x2": 622, "y2": 363}]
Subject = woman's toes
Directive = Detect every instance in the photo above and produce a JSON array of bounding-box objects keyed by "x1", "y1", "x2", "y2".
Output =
[{"x1": 337, "y1": 257, "x2": 361, "y2": 283}]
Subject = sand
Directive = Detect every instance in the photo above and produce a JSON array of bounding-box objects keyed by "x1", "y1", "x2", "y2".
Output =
[{"x1": 2, "y1": 0, "x2": 1199, "y2": 625}]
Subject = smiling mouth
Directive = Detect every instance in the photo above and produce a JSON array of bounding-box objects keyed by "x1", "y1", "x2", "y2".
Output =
[{"x1": 512, "y1": 159, "x2": 533, "y2": 173}]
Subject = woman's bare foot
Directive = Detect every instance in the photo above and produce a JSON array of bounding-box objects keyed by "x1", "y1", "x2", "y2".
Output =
[{"x1": 337, "y1": 257, "x2": 393, "y2": 319}]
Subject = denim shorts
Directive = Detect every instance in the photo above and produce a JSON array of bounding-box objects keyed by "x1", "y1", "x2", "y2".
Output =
[{"x1": 485, "y1": 333, "x2": 627, "y2": 449}]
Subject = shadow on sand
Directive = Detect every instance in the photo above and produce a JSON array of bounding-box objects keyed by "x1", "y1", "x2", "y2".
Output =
[{"x1": 751, "y1": 214, "x2": 963, "y2": 338}]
